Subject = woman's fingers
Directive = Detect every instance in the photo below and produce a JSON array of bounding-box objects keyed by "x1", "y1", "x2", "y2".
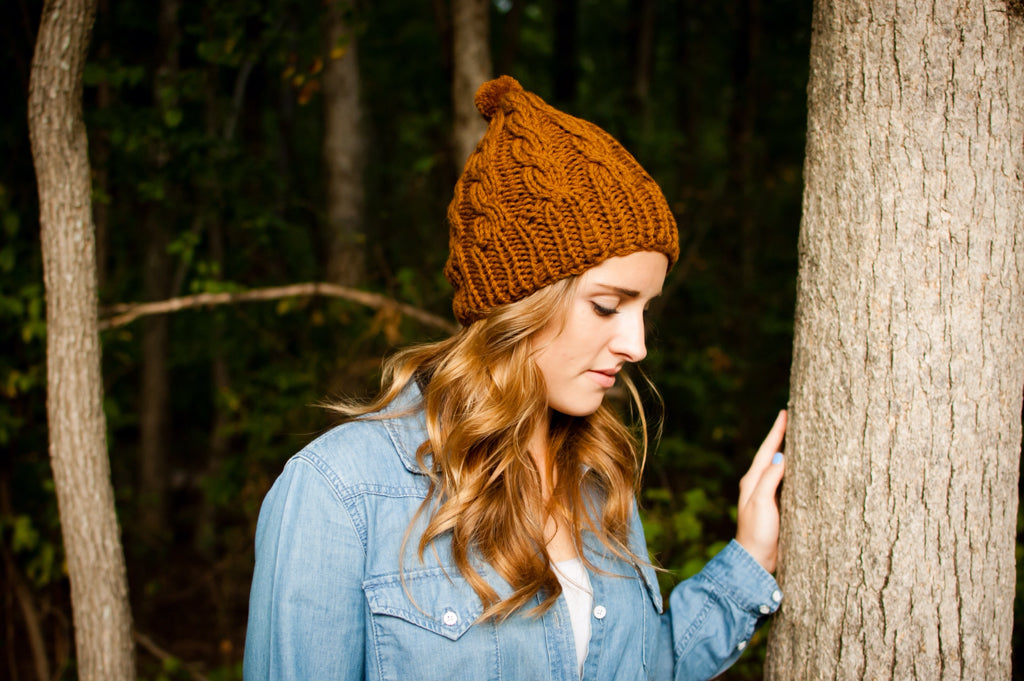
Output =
[
  {"x1": 738, "y1": 410, "x2": 787, "y2": 507},
  {"x1": 735, "y1": 410, "x2": 788, "y2": 572},
  {"x1": 753, "y1": 450, "x2": 785, "y2": 501}
]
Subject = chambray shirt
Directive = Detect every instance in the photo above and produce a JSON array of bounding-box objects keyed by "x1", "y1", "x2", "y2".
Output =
[{"x1": 244, "y1": 386, "x2": 782, "y2": 681}]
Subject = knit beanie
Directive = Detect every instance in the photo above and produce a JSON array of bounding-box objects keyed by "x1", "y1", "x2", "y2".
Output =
[{"x1": 444, "y1": 75, "x2": 679, "y2": 326}]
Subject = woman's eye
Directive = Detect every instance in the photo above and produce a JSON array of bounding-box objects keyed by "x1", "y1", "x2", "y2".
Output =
[{"x1": 591, "y1": 302, "x2": 618, "y2": 317}]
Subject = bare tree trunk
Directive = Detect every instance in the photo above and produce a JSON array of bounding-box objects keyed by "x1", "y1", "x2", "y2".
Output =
[
  {"x1": 727, "y1": 0, "x2": 760, "y2": 287},
  {"x1": 551, "y1": 0, "x2": 577, "y2": 106},
  {"x1": 193, "y1": 213, "x2": 229, "y2": 557},
  {"x1": 92, "y1": 0, "x2": 111, "y2": 292},
  {"x1": 138, "y1": 235, "x2": 169, "y2": 538},
  {"x1": 432, "y1": 0, "x2": 454, "y2": 78},
  {"x1": 628, "y1": 0, "x2": 656, "y2": 119},
  {"x1": 726, "y1": 0, "x2": 764, "y2": 449},
  {"x1": 496, "y1": 0, "x2": 525, "y2": 76},
  {"x1": 671, "y1": 0, "x2": 698, "y2": 190},
  {"x1": 27, "y1": 0, "x2": 134, "y2": 678},
  {"x1": 765, "y1": 2, "x2": 1024, "y2": 680},
  {"x1": 452, "y1": 0, "x2": 492, "y2": 165},
  {"x1": 138, "y1": 0, "x2": 181, "y2": 539},
  {"x1": 323, "y1": 0, "x2": 366, "y2": 286},
  {"x1": 191, "y1": 37, "x2": 259, "y2": 557}
]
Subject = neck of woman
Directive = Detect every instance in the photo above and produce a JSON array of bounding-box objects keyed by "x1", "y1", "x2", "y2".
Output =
[{"x1": 528, "y1": 408, "x2": 579, "y2": 562}]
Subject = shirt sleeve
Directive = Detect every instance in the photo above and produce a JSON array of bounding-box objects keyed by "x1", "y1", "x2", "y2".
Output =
[
  {"x1": 654, "y1": 540, "x2": 783, "y2": 681},
  {"x1": 243, "y1": 454, "x2": 367, "y2": 681}
]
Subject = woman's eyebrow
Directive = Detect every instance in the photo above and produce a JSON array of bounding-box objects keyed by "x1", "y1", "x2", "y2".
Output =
[{"x1": 592, "y1": 283, "x2": 662, "y2": 299}]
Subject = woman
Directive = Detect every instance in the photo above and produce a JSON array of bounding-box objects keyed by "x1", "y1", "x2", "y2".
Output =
[{"x1": 244, "y1": 75, "x2": 786, "y2": 681}]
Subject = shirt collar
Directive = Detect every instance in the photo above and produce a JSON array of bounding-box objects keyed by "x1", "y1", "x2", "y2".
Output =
[{"x1": 382, "y1": 380, "x2": 431, "y2": 475}]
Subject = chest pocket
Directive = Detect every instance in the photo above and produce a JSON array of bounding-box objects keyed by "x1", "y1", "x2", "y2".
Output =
[{"x1": 363, "y1": 567, "x2": 500, "y2": 680}]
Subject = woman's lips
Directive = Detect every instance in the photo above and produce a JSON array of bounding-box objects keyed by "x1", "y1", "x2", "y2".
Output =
[{"x1": 588, "y1": 370, "x2": 617, "y2": 389}]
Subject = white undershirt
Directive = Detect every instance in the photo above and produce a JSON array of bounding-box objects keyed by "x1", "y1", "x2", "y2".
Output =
[{"x1": 554, "y1": 558, "x2": 593, "y2": 677}]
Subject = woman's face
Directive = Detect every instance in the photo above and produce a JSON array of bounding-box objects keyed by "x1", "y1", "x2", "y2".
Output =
[{"x1": 532, "y1": 250, "x2": 669, "y2": 417}]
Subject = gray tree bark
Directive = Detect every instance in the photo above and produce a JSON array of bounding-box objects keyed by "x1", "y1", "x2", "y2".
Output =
[
  {"x1": 452, "y1": 0, "x2": 492, "y2": 166},
  {"x1": 765, "y1": 2, "x2": 1024, "y2": 680},
  {"x1": 323, "y1": 1, "x2": 366, "y2": 286},
  {"x1": 27, "y1": 0, "x2": 135, "y2": 679}
]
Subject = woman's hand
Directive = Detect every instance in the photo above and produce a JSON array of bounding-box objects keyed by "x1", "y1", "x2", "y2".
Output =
[{"x1": 735, "y1": 410, "x2": 787, "y2": 573}]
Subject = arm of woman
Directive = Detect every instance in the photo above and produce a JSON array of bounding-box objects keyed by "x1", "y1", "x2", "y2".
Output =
[
  {"x1": 653, "y1": 411, "x2": 787, "y2": 681},
  {"x1": 243, "y1": 453, "x2": 367, "y2": 681}
]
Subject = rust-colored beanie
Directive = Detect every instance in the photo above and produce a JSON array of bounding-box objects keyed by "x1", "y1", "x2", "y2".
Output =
[{"x1": 444, "y1": 75, "x2": 679, "y2": 326}]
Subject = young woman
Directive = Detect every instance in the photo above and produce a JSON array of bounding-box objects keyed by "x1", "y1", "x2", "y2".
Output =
[{"x1": 244, "y1": 75, "x2": 787, "y2": 681}]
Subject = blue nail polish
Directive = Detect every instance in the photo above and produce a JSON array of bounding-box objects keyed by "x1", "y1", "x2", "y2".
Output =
[{"x1": 772, "y1": 452, "x2": 784, "y2": 465}]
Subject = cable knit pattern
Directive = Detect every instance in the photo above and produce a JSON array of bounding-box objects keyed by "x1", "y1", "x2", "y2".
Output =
[{"x1": 445, "y1": 75, "x2": 679, "y2": 326}]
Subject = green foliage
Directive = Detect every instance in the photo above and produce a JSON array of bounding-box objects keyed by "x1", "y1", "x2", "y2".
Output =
[
  {"x1": 4, "y1": 514, "x2": 61, "y2": 587},
  {"x1": 12, "y1": 2, "x2": 1014, "y2": 681},
  {"x1": 2, "y1": 0, "x2": 813, "y2": 675}
]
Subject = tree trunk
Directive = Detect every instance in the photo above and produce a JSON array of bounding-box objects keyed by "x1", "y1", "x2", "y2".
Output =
[
  {"x1": 671, "y1": 0, "x2": 698, "y2": 190},
  {"x1": 496, "y1": 0, "x2": 525, "y2": 76},
  {"x1": 726, "y1": 0, "x2": 764, "y2": 449},
  {"x1": 323, "y1": 1, "x2": 366, "y2": 286},
  {"x1": 138, "y1": 232, "x2": 170, "y2": 538},
  {"x1": 765, "y1": 2, "x2": 1024, "y2": 680},
  {"x1": 727, "y1": 0, "x2": 760, "y2": 287},
  {"x1": 452, "y1": 0, "x2": 492, "y2": 166},
  {"x1": 138, "y1": 0, "x2": 181, "y2": 539},
  {"x1": 92, "y1": 0, "x2": 111, "y2": 292},
  {"x1": 551, "y1": 0, "x2": 578, "y2": 106},
  {"x1": 26, "y1": 0, "x2": 134, "y2": 679},
  {"x1": 627, "y1": 0, "x2": 656, "y2": 119}
]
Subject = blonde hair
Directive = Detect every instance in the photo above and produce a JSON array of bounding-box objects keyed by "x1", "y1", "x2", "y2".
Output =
[{"x1": 329, "y1": 277, "x2": 653, "y2": 620}]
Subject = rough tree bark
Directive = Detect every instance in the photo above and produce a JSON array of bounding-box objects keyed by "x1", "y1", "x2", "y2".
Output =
[
  {"x1": 323, "y1": 0, "x2": 366, "y2": 286},
  {"x1": 27, "y1": 0, "x2": 135, "y2": 679},
  {"x1": 452, "y1": 0, "x2": 492, "y2": 166},
  {"x1": 765, "y1": 2, "x2": 1024, "y2": 680}
]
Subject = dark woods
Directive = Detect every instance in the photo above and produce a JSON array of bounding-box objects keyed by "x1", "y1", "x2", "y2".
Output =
[{"x1": 9, "y1": 1, "x2": 1012, "y2": 680}]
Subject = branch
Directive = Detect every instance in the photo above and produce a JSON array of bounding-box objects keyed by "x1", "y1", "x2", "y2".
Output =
[
  {"x1": 2, "y1": 545, "x2": 49, "y2": 681},
  {"x1": 98, "y1": 282, "x2": 458, "y2": 334},
  {"x1": 133, "y1": 631, "x2": 210, "y2": 681}
]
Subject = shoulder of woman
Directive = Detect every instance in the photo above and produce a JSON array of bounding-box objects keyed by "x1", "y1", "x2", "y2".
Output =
[{"x1": 289, "y1": 408, "x2": 428, "y2": 491}]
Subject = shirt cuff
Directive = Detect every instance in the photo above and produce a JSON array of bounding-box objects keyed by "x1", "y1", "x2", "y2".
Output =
[{"x1": 700, "y1": 539, "x2": 783, "y2": 616}]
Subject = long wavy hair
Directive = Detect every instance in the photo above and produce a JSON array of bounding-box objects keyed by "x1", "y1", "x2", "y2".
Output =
[{"x1": 328, "y1": 276, "x2": 655, "y2": 620}]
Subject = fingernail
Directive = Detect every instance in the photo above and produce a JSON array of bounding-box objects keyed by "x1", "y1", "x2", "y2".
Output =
[{"x1": 772, "y1": 452, "x2": 784, "y2": 465}]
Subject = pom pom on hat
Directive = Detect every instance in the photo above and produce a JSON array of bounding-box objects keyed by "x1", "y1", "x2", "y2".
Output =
[
  {"x1": 445, "y1": 75, "x2": 679, "y2": 326},
  {"x1": 474, "y1": 75, "x2": 524, "y2": 120}
]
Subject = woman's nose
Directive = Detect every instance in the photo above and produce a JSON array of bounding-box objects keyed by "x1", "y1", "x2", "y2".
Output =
[{"x1": 610, "y1": 312, "x2": 647, "y2": 362}]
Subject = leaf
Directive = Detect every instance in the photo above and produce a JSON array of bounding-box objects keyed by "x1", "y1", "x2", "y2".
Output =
[
  {"x1": 163, "y1": 108, "x2": 183, "y2": 128},
  {"x1": 11, "y1": 515, "x2": 39, "y2": 552}
]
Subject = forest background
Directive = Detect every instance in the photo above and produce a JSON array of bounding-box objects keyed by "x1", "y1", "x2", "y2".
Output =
[{"x1": 3, "y1": 0, "x2": 1022, "y2": 680}]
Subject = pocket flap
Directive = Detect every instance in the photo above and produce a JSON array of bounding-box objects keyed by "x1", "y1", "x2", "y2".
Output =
[{"x1": 363, "y1": 567, "x2": 485, "y2": 641}]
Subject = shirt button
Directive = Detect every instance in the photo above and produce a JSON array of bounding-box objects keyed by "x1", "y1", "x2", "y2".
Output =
[
  {"x1": 592, "y1": 605, "x2": 607, "y2": 620},
  {"x1": 759, "y1": 604, "x2": 771, "y2": 615},
  {"x1": 737, "y1": 640, "x2": 748, "y2": 651},
  {"x1": 442, "y1": 610, "x2": 459, "y2": 626},
  {"x1": 772, "y1": 589, "x2": 783, "y2": 603}
]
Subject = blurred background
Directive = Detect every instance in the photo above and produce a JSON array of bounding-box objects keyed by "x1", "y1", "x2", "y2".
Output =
[{"x1": 3, "y1": 1, "x2": 1019, "y2": 679}]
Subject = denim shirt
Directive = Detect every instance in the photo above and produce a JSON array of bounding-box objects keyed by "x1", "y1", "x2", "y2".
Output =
[{"x1": 244, "y1": 386, "x2": 782, "y2": 681}]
